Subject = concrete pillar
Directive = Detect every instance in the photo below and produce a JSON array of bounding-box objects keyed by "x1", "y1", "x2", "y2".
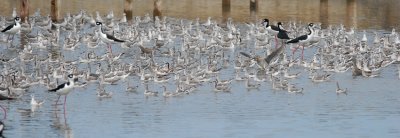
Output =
[
  {"x1": 250, "y1": 0, "x2": 258, "y2": 22},
  {"x1": 153, "y1": 0, "x2": 162, "y2": 19},
  {"x1": 20, "y1": 0, "x2": 29, "y2": 21},
  {"x1": 51, "y1": 0, "x2": 60, "y2": 22},
  {"x1": 319, "y1": 0, "x2": 328, "y2": 29},
  {"x1": 222, "y1": 0, "x2": 231, "y2": 23}
]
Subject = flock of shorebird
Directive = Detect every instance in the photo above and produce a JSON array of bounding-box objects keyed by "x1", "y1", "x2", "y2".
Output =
[{"x1": 0, "y1": 9, "x2": 400, "y2": 134}]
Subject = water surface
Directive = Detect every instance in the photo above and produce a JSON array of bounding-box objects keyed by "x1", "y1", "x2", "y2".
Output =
[{"x1": 0, "y1": 0, "x2": 399, "y2": 138}]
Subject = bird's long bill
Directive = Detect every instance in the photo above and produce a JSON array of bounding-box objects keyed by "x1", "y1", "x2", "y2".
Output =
[{"x1": 240, "y1": 52, "x2": 252, "y2": 58}]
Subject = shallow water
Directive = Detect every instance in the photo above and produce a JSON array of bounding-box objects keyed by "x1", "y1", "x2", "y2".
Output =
[{"x1": 0, "y1": 0, "x2": 400, "y2": 138}]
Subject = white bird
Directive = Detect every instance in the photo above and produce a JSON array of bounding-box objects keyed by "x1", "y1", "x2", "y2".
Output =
[
  {"x1": 361, "y1": 30, "x2": 368, "y2": 42},
  {"x1": 30, "y1": 94, "x2": 45, "y2": 106},
  {"x1": 336, "y1": 81, "x2": 347, "y2": 95},
  {"x1": 12, "y1": 7, "x2": 17, "y2": 18}
]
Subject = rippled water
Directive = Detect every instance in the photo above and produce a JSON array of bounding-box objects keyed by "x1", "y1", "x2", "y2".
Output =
[{"x1": 1, "y1": 0, "x2": 400, "y2": 138}]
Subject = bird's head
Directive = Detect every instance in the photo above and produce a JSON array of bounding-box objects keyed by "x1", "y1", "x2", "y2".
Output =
[
  {"x1": 96, "y1": 22, "x2": 102, "y2": 26},
  {"x1": 262, "y1": 18, "x2": 269, "y2": 25},
  {"x1": 67, "y1": 74, "x2": 74, "y2": 79},
  {"x1": 277, "y1": 22, "x2": 284, "y2": 29},
  {"x1": 15, "y1": 17, "x2": 21, "y2": 22}
]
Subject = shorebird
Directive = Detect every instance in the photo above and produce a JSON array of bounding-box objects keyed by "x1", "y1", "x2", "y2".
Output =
[
  {"x1": 1, "y1": 17, "x2": 21, "y2": 41},
  {"x1": 261, "y1": 19, "x2": 280, "y2": 47},
  {"x1": 95, "y1": 22, "x2": 125, "y2": 54},
  {"x1": 213, "y1": 80, "x2": 231, "y2": 92},
  {"x1": 336, "y1": 81, "x2": 347, "y2": 95},
  {"x1": 48, "y1": 74, "x2": 76, "y2": 114},
  {"x1": 0, "y1": 87, "x2": 16, "y2": 100},
  {"x1": 97, "y1": 86, "x2": 113, "y2": 98},
  {"x1": 240, "y1": 43, "x2": 286, "y2": 68},
  {"x1": 144, "y1": 84, "x2": 158, "y2": 96},
  {"x1": 287, "y1": 23, "x2": 315, "y2": 60},
  {"x1": 240, "y1": 52, "x2": 268, "y2": 69},
  {"x1": 274, "y1": 22, "x2": 291, "y2": 49},
  {"x1": 30, "y1": 94, "x2": 45, "y2": 106},
  {"x1": 288, "y1": 83, "x2": 304, "y2": 94},
  {"x1": 126, "y1": 81, "x2": 139, "y2": 92}
]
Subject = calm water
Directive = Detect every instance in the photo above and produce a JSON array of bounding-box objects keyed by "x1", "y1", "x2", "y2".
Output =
[{"x1": 0, "y1": 0, "x2": 400, "y2": 138}]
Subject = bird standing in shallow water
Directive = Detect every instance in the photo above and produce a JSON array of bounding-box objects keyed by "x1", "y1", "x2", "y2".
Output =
[
  {"x1": 262, "y1": 19, "x2": 280, "y2": 48},
  {"x1": 95, "y1": 22, "x2": 125, "y2": 54},
  {"x1": 1, "y1": 16, "x2": 21, "y2": 42},
  {"x1": 276, "y1": 22, "x2": 290, "y2": 48},
  {"x1": 336, "y1": 81, "x2": 347, "y2": 95},
  {"x1": 48, "y1": 74, "x2": 76, "y2": 115},
  {"x1": 287, "y1": 23, "x2": 315, "y2": 61}
]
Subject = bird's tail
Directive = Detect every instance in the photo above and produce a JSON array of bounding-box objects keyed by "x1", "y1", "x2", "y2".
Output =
[
  {"x1": 48, "y1": 88, "x2": 57, "y2": 92},
  {"x1": 114, "y1": 39, "x2": 125, "y2": 43},
  {"x1": 286, "y1": 39, "x2": 298, "y2": 44}
]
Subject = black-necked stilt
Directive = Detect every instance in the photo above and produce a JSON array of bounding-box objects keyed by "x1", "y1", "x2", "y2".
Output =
[
  {"x1": 276, "y1": 22, "x2": 290, "y2": 50},
  {"x1": 262, "y1": 19, "x2": 279, "y2": 35},
  {"x1": 95, "y1": 22, "x2": 125, "y2": 54},
  {"x1": 262, "y1": 19, "x2": 280, "y2": 48},
  {"x1": 286, "y1": 23, "x2": 315, "y2": 60},
  {"x1": 48, "y1": 74, "x2": 76, "y2": 114},
  {"x1": 277, "y1": 22, "x2": 290, "y2": 40},
  {"x1": 1, "y1": 17, "x2": 21, "y2": 41}
]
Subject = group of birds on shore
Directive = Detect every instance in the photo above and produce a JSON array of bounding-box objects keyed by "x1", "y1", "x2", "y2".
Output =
[{"x1": 0, "y1": 8, "x2": 400, "y2": 135}]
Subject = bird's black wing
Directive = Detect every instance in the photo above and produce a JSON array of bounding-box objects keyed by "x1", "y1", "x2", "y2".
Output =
[
  {"x1": 48, "y1": 82, "x2": 69, "y2": 92},
  {"x1": 265, "y1": 46, "x2": 284, "y2": 64},
  {"x1": 1, "y1": 23, "x2": 14, "y2": 33},
  {"x1": 270, "y1": 25, "x2": 280, "y2": 32},
  {"x1": 278, "y1": 31, "x2": 290, "y2": 39},
  {"x1": 106, "y1": 34, "x2": 125, "y2": 42},
  {"x1": 0, "y1": 94, "x2": 15, "y2": 100},
  {"x1": 240, "y1": 52, "x2": 253, "y2": 59},
  {"x1": 286, "y1": 35, "x2": 308, "y2": 44}
]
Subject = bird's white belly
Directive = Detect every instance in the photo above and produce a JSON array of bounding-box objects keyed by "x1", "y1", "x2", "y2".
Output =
[
  {"x1": 56, "y1": 85, "x2": 73, "y2": 95},
  {"x1": 100, "y1": 33, "x2": 113, "y2": 43},
  {"x1": 5, "y1": 24, "x2": 21, "y2": 34}
]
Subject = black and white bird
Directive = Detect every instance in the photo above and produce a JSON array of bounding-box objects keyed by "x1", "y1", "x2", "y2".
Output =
[
  {"x1": 262, "y1": 19, "x2": 282, "y2": 48},
  {"x1": 95, "y1": 22, "x2": 125, "y2": 54},
  {"x1": 1, "y1": 17, "x2": 21, "y2": 41},
  {"x1": 48, "y1": 74, "x2": 76, "y2": 114},
  {"x1": 286, "y1": 23, "x2": 315, "y2": 60},
  {"x1": 277, "y1": 22, "x2": 290, "y2": 40},
  {"x1": 262, "y1": 18, "x2": 279, "y2": 35}
]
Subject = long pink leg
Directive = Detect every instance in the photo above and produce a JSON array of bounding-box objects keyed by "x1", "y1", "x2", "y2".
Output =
[
  {"x1": 292, "y1": 45, "x2": 300, "y2": 57},
  {"x1": 301, "y1": 46, "x2": 305, "y2": 61},
  {"x1": 275, "y1": 35, "x2": 278, "y2": 48},
  {"x1": 108, "y1": 44, "x2": 113, "y2": 54},
  {"x1": 64, "y1": 95, "x2": 67, "y2": 115},
  {"x1": 55, "y1": 95, "x2": 61, "y2": 106},
  {"x1": 0, "y1": 105, "x2": 6, "y2": 120}
]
